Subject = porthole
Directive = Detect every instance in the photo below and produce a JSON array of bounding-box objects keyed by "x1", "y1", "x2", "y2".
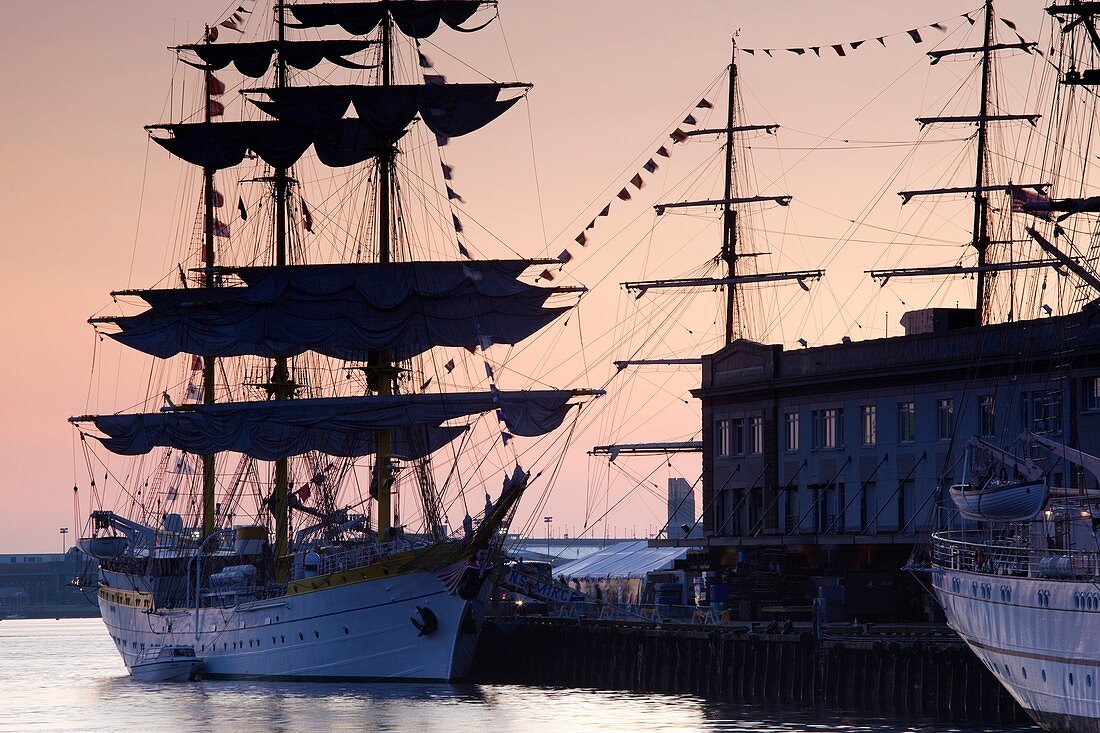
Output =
[
  {"x1": 1070, "y1": 672, "x2": 1075, "y2": 686},
  {"x1": 314, "y1": 630, "x2": 320, "y2": 638},
  {"x1": 1022, "y1": 668, "x2": 1028, "y2": 679},
  {"x1": 1088, "y1": 674, "x2": 1093, "y2": 688},
  {"x1": 1042, "y1": 669, "x2": 1047, "y2": 682},
  {"x1": 343, "y1": 626, "x2": 350, "y2": 635},
  {"x1": 299, "y1": 632, "x2": 304, "y2": 641},
  {"x1": 280, "y1": 635, "x2": 285, "y2": 643}
]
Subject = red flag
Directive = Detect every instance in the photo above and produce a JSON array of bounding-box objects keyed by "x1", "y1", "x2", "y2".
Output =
[
  {"x1": 208, "y1": 99, "x2": 225, "y2": 117},
  {"x1": 212, "y1": 219, "x2": 230, "y2": 237},
  {"x1": 211, "y1": 189, "x2": 224, "y2": 208},
  {"x1": 205, "y1": 26, "x2": 219, "y2": 42},
  {"x1": 191, "y1": 355, "x2": 203, "y2": 371},
  {"x1": 296, "y1": 484, "x2": 312, "y2": 501},
  {"x1": 1010, "y1": 187, "x2": 1051, "y2": 220},
  {"x1": 207, "y1": 75, "x2": 226, "y2": 96},
  {"x1": 302, "y1": 199, "x2": 313, "y2": 232}
]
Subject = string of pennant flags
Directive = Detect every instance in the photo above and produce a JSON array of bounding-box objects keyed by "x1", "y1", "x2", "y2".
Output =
[{"x1": 740, "y1": 13, "x2": 1030, "y2": 58}]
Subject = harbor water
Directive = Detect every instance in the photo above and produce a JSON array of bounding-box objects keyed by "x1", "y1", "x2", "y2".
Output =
[{"x1": 2, "y1": 618, "x2": 1037, "y2": 732}]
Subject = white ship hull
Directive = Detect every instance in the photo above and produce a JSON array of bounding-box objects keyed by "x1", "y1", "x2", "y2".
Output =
[
  {"x1": 932, "y1": 566, "x2": 1100, "y2": 732},
  {"x1": 99, "y1": 569, "x2": 482, "y2": 681}
]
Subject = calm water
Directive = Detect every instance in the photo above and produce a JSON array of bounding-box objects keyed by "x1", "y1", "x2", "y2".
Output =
[{"x1": 0, "y1": 618, "x2": 1037, "y2": 733}]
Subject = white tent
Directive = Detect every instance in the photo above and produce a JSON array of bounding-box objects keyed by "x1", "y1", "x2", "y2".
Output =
[{"x1": 555, "y1": 540, "x2": 687, "y2": 579}]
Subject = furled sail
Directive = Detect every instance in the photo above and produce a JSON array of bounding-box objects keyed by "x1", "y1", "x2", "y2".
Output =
[
  {"x1": 147, "y1": 119, "x2": 397, "y2": 169},
  {"x1": 285, "y1": 1, "x2": 497, "y2": 38},
  {"x1": 82, "y1": 389, "x2": 578, "y2": 459},
  {"x1": 247, "y1": 83, "x2": 529, "y2": 139},
  {"x1": 99, "y1": 260, "x2": 573, "y2": 360},
  {"x1": 176, "y1": 40, "x2": 376, "y2": 77}
]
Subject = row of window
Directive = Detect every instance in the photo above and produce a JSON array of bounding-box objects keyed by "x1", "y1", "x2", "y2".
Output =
[{"x1": 716, "y1": 379, "x2": 1099, "y2": 456}]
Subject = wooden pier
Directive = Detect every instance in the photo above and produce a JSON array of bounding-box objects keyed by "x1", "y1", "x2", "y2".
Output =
[{"x1": 471, "y1": 617, "x2": 1027, "y2": 723}]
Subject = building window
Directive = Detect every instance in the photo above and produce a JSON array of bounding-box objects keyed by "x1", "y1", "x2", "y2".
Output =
[
  {"x1": 749, "y1": 416, "x2": 763, "y2": 454},
  {"x1": 861, "y1": 481, "x2": 874, "y2": 533},
  {"x1": 1023, "y1": 391, "x2": 1062, "y2": 435},
  {"x1": 812, "y1": 408, "x2": 842, "y2": 449},
  {"x1": 732, "y1": 418, "x2": 746, "y2": 454},
  {"x1": 860, "y1": 405, "x2": 876, "y2": 446},
  {"x1": 980, "y1": 395, "x2": 995, "y2": 437},
  {"x1": 1087, "y1": 377, "x2": 1100, "y2": 411},
  {"x1": 717, "y1": 419, "x2": 731, "y2": 456},
  {"x1": 937, "y1": 398, "x2": 954, "y2": 440},
  {"x1": 898, "y1": 402, "x2": 915, "y2": 443},
  {"x1": 785, "y1": 412, "x2": 799, "y2": 451}
]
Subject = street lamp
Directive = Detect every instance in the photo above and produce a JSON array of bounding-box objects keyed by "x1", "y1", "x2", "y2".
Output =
[
  {"x1": 543, "y1": 516, "x2": 553, "y2": 557},
  {"x1": 59, "y1": 527, "x2": 69, "y2": 554}
]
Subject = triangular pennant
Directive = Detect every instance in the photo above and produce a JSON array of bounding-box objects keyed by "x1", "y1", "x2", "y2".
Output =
[
  {"x1": 575, "y1": 232, "x2": 587, "y2": 246},
  {"x1": 479, "y1": 334, "x2": 493, "y2": 351},
  {"x1": 643, "y1": 158, "x2": 659, "y2": 173},
  {"x1": 810, "y1": 47, "x2": 821, "y2": 56},
  {"x1": 907, "y1": 29, "x2": 922, "y2": 43},
  {"x1": 211, "y1": 189, "x2": 224, "y2": 208},
  {"x1": 670, "y1": 128, "x2": 688, "y2": 143},
  {"x1": 207, "y1": 75, "x2": 226, "y2": 96},
  {"x1": 963, "y1": 13, "x2": 976, "y2": 25},
  {"x1": 744, "y1": 49, "x2": 755, "y2": 55},
  {"x1": 655, "y1": 146, "x2": 670, "y2": 158},
  {"x1": 464, "y1": 344, "x2": 477, "y2": 354},
  {"x1": 831, "y1": 44, "x2": 846, "y2": 57},
  {"x1": 484, "y1": 362, "x2": 494, "y2": 379},
  {"x1": 630, "y1": 173, "x2": 644, "y2": 190},
  {"x1": 616, "y1": 188, "x2": 631, "y2": 201},
  {"x1": 501, "y1": 431, "x2": 513, "y2": 446},
  {"x1": 585, "y1": 219, "x2": 596, "y2": 230},
  {"x1": 931, "y1": 22, "x2": 947, "y2": 32},
  {"x1": 696, "y1": 98, "x2": 713, "y2": 109},
  {"x1": 599, "y1": 203, "x2": 611, "y2": 216},
  {"x1": 445, "y1": 359, "x2": 455, "y2": 373},
  {"x1": 788, "y1": 48, "x2": 806, "y2": 55},
  {"x1": 446, "y1": 186, "x2": 465, "y2": 203},
  {"x1": 1001, "y1": 18, "x2": 1017, "y2": 30},
  {"x1": 682, "y1": 114, "x2": 697, "y2": 126},
  {"x1": 495, "y1": 409, "x2": 506, "y2": 424},
  {"x1": 558, "y1": 249, "x2": 573, "y2": 264},
  {"x1": 538, "y1": 268, "x2": 555, "y2": 281},
  {"x1": 418, "y1": 51, "x2": 434, "y2": 68},
  {"x1": 850, "y1": 40, "x2": 865, "y2": 50},
  {"x1": 207, "y1": 99, "x2": 225, "y2": 117},
  {"x1": 876, "y1": 36, "x2": 887, "y2": 46},
  {"x1": 436, "y1": 133, "x2": 450, "y2": 147},
  {"x1": 441, "y1": 162, "x2": 454, "y2": 180},
  {"x1": 762, "y1": 49, "x2": 773, "y2": 57},
  {"x1": 452, "y1": 213, "x2": 463, "y2": 233},
  {"x1": 457, "y1": 241, "x2": 470, "y2": 258},
  {"x1": 238, "y1": 196, "x2": 248, "y2": 221},
  {"x1": 420, "y1": 376, "x2": 433, "y2": 391},
  {"x1": 424, "y1": 73, "x2": 447, "y2": 86}
]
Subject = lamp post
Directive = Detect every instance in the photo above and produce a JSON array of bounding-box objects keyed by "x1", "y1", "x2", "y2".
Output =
[
  {"x1": 59, "y1": 527, "x2": 69, "y2": 554},
  {"x1": 543, "y1": 516, "x2": 552, "y2": 557}
]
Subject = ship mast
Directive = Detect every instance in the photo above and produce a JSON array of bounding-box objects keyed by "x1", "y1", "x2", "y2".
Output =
[
  {"x1": 622, "y1": 39, "x2": 822, "y2": 337},
  {"x1": 721, "y1": 41, "x2": 738, "y2": 344},
  {"x1": 871, "y1": 1, "x2": 1049, "y2": 322},
  {"x1": 201, "y1": 26, "x2": 217, "y2": 540},
  {"x1": 375, "y1": 10, "x2": 395, "y2": 539},
  {"x1": 272, "y1": 1, "x2": 292, "y2": 565},
  {"x1": 972, "y1": 0, "x2": 995, "y2": 324}
]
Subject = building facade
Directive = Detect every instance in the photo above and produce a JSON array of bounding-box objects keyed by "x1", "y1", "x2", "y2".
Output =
[{"x1": 686, "y1": 305, "x2": 1100, "y2": 619}]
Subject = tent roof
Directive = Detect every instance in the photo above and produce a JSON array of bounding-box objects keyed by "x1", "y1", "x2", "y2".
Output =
[{"x1": 554, "y1": 540, "x2": 687, "y2": 579}]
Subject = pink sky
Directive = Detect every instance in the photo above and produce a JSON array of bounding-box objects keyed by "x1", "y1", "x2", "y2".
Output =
[{"x1": 0, "y1": 1, "x2": 1055, "y2": 551}]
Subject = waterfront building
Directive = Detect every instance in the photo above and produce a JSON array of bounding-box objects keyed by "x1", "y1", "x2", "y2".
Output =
[
  {"x1": 0, "y1": 548, "x2": 99, "y2": 615},
  {"x1": 682, "y1": 304, "x2": 1100, "y2": 619}
]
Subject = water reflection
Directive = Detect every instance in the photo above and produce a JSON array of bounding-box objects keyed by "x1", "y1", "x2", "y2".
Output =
[{"x1": 0, "y1": 619, "x2": 1037, "y2": 733}]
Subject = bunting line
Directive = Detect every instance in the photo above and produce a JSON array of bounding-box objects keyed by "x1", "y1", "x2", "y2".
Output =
[{"x1": 737, "y1": 11, "x2": 1024, "y2": 59}]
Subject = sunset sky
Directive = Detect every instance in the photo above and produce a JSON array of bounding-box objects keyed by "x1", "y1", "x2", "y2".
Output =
[{"x1": 0, "y1": 1, "x2": 1062, "y2": 552}]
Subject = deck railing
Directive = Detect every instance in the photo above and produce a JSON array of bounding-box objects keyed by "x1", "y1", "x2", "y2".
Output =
[{"x1": 931, "y1": 530, "x2": 1100, "y2": 579}]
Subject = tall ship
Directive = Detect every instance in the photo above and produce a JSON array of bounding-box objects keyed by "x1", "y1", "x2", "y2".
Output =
[
  {"x1": 927, "y1": 2, "x2": 1100, "y2": 731},
  {"x1": 69, "y1": 0, "x2": 596, "y2": 681}
]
